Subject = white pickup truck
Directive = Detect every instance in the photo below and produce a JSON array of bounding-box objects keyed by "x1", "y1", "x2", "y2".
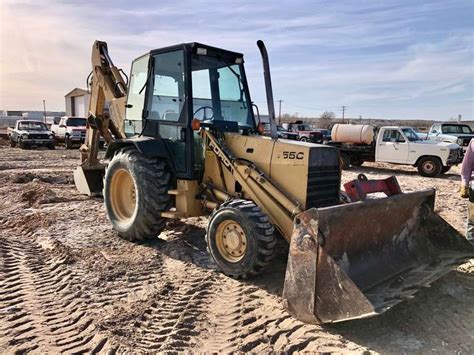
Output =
[
  {"x1": 427, "y1": 122, "x2": 474, "y2": 151},
  {"x1": 7, "y1": 120, "x2": 55, "y2": 149},
  {"x1": 51, "y1": 116, "x2": 87, "y2": 149},
  {"x1": 329, "y1": 125, "x2": 464, "y2": 177}
]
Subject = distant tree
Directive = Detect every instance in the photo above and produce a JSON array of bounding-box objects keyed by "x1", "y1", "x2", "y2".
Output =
[{"x1": 319, "y1": 111, "x2": 336, "y2": 128}]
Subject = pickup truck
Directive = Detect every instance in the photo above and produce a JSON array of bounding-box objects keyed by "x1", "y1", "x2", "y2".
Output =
[
  {"x1": 329, "y1": 126, "x2": 463, "y2": 177},
  {"x1": 287, "y1": 122, "x2": 323, "y2": 143},
  {"x1": 427, "y1": 122, "x2": 474, "y2": 151},
  {"x1": 51, "y1": 116, "x2": 87, "y2": 149},
  {"x1": 7, "y1": 120, "x2": 55, "y2": 149},
  {"x1": 263, "y1": 124, "x2": 298, "y2": 140}
]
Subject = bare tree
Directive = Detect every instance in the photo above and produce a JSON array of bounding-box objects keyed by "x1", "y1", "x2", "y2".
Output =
[{"x1": 319, "y1": 111, "x2": 336, "y2": 128}]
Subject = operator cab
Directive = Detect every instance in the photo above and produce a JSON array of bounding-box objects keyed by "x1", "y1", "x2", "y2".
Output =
[{"x1": 124, "y1": 43, "x2": 256, "y2": 179}]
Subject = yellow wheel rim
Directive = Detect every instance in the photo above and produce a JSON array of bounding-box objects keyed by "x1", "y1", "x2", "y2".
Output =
[
  {"x1": 215, "y1": 220, "x2": 247, "y2": 262},
  {"x1": 110, "y1": 168, "x2": 137, "y2": 225}
]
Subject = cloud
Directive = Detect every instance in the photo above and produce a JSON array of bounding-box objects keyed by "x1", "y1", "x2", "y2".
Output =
[{"x1": 0, "y1": 0, "x2": 472, "y2": 120}]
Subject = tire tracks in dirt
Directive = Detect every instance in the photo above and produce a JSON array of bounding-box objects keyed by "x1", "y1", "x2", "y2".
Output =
[
  {"x1": 0, "y1": 231, "x2": 110, "y2": 353},
  {"x1": 197, "y1": 274, "x2": 363, "y2": 353}
]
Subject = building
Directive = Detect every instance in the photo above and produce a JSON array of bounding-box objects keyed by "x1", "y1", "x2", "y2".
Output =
[{"x1": 65, "y1": 88, "x2": 90, "y2": 117}]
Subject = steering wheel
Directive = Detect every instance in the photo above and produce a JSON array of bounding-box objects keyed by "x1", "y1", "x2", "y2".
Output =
[{"x1": 193, "y1": 106, "x2": 214, "y2": 120}]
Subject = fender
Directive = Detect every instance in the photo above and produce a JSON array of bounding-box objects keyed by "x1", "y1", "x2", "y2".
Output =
[{"x1": 105, "y1": 136, "x2": 174, "y2": 171}]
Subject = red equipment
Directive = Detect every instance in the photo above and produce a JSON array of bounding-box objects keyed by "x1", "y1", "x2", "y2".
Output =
[{"x1": 344, "y1": 174, "x2": 402, "y2": 202}]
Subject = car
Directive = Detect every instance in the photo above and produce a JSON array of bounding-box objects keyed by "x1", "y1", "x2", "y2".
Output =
[
  {"x1": 287, "y1": 122, "x2": 323, "y2": 143},
  {"x1": 51, "y1": 116, "x2": 88, "y2": 149},
  {"x1": 428, "y1": 122, "x2": 474, "y2": 150},
  {"x1": 7, "y1": 120, "x2": 55, "y2": 149},
  {"x1": 313, "y1": 128, "x2": 331, "y2": 141},
  {"x1": 329, "y1": 124, "x2": 463, "y2": 177},
  {"x1": 263, "y1": 124, "x2": 298, "y2": 140}
]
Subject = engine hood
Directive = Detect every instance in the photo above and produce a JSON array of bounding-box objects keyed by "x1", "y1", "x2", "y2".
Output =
[
  {"x1": 17, "y1": 129, "x2": 51, "y2": 135},
  {"x1": 413, "y1": 140, "x2": 460, "y2": 150}
]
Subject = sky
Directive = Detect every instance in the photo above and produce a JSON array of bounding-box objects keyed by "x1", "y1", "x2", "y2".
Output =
[{"x1": 0, "y1": 0, "x2": 473, "y2": 120}]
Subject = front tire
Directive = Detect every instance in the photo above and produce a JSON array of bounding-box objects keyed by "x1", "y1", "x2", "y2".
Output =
[
  {"x1": 9, "y1": 137, "x2": 16, "y2": 147},
  {"x1": 206, "y1": 199, "x2": 276, "y2": 279},
  {"x1": 417, "y1": 156, "x2": 442, "y2": 177},
  {"x1": 65, "y1": 136, "x2": 73, "y2": 149},
  {"x1": 103, "y1": 147, "x2": 171, "y2": 241},
  {"x1": 19, "y1": 139, "x2": 26, "y2": 149}
]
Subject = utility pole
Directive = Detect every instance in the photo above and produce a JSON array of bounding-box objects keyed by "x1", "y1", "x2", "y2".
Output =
[
  {"x1": 341, "y1": 105, "x2": 346, "y2": 124},
  {"x1": 43, "y1": 100, "x2": 47, "y2": 123},
  {"x1": 277, "y1": 99, "x2": 283, "y2": 125}
]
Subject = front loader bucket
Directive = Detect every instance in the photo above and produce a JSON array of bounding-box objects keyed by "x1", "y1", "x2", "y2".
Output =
[
  {"x1": 283, "y1": 189, "x2": 474, "y2": 324},
  {"x1": 73, "y1": 166, "x2": 105, "y2": 196}
]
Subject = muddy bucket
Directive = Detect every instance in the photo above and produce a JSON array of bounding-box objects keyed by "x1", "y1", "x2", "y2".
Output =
[
  {"x1": 74, "y1": 166, "x2": 105, "y2": 196},
  {"x1": 282, "y1": 189, "x2": 474, "y2": 324}
]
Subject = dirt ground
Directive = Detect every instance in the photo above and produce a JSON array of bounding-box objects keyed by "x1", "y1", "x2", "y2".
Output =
[{"x1": 0, "y1": 141, "x2": 473, "y2": 353}]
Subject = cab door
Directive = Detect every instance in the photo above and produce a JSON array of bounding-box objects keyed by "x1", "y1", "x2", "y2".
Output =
[
  {"x1": 143, "y1": 49, "x2": 195, "y2": 179},
  {"x1": 58, "y1": 118, "x2": 67, "y2": 138},
  {"x1": 376, "y1": 128, "x2": 409, "y2": 163},
  {"x1": 124, "y1": 54, "x2": 150, "y2": 136}
]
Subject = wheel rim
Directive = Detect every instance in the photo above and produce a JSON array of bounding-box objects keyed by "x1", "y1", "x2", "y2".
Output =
[
  {"x1": 422, "y1": 161, "x2": 435, "y2": 174},
  {"x1": 110, "y1": 168, "x2": 137, "y2": 224},
  {"x1": 215, "y1": 220, "x2": 247, "y2": 263}
]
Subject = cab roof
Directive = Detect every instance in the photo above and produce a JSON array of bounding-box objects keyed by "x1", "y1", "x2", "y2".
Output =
[{"x1": 133, "y1": 42, "x2": 244, "y2": 63}]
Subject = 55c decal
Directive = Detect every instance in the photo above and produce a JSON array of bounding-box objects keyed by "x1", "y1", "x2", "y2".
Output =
[{"x1": 282, "y1": 151, "x2": 304, "y2": 160}]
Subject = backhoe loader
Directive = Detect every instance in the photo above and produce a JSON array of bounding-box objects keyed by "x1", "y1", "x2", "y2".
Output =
[{"x1": 75, "y1": 40, "x2": 474, "y2": 324}]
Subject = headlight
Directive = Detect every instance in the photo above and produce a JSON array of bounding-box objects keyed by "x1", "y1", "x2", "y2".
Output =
[
  {"x1": 457, "y1": 138, "x2": 463, "y2": 145},
  {"x1": 49, "y1": 134, "x2": 54, "y2": 139},
  {"x1": 21, "y1": 133, "x2": 28, "y2": 139}
]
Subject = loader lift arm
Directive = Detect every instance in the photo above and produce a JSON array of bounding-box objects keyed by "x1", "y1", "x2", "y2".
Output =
[{"x1": 201, "y1": 127, "x2": 302, "y2": 239}]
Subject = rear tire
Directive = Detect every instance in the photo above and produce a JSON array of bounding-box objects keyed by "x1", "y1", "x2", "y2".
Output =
[
  {"x1": 350, "y1": 158, "x2": 364, "y2": 167},
  {"x1": 340, "y1": 153, "x2": 350, "y2": 170},
  {"x1": 104, "y1": 147, "x2": 171, "y2": 241},
  {"x1": 417, "y1": 156, "x2": 442, "y2": 177},
  {"x1": 206, "y1": 199, "x2": 276, "y2": 278},
  {"x1": 300, "y1": 137, "x2": 308, "y2": 142}
]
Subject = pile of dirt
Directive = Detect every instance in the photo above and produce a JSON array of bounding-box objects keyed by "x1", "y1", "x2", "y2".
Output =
[
  {"x1": 20, "y1": 185, "x2": 66, "y2": 207},
  {"x1": 12, "y1": 171, "x2": 73, "y2": 184},
  {"x1": 3, "y1": 211, "x2": 57, "y2": 234}
]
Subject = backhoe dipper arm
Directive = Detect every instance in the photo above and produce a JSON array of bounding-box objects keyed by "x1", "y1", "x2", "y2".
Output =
[{"x1": 80, "y1": 40, "x2": 127, "y2": 167}]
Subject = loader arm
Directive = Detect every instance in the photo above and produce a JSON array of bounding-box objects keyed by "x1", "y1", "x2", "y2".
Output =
[
  {"x1": 79, "y1": 40, "x2": 127, "y2": 168},
  {"x1": 202, "y1": 128, "x2": 301, "y2": 240}
]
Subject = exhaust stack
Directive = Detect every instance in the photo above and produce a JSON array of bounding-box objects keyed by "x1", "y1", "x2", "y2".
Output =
[{"x1": 257, "y1": 40, "x2": 278, "y2": 140}]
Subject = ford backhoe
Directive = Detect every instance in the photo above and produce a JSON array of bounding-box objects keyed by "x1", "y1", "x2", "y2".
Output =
[{"x1": 74, "y1": 40, "x2": 474, "y2": 324}]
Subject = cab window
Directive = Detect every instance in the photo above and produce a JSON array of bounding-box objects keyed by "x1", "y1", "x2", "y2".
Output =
[{"x1": 382, "y1": 129, "x2": 406, "y2": 143}]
